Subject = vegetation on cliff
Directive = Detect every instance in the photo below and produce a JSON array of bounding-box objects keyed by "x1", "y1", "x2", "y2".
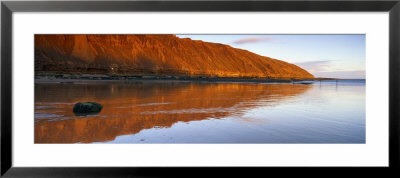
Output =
[{"x1": 35, "y1": 34, "x2": 314, "y2": 79}]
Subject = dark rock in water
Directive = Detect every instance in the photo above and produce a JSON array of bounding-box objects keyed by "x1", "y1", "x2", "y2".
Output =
[{"x1": 73, "y1": 102, "x2": 102, "y2": 115}]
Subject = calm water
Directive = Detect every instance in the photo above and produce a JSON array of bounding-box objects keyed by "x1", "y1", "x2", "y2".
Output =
[{"x1": 34, "y1": 80, "x2": 365, "y2": 143}]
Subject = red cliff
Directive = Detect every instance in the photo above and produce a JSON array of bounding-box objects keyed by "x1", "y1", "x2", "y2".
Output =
[{"x1": 35, "y1": 34, "x2": 314, "y2": 79}]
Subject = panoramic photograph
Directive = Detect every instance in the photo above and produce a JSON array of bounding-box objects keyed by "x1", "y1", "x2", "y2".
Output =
[{"x1": 34, "y1": 34, "x2": 365, "y2": 144}]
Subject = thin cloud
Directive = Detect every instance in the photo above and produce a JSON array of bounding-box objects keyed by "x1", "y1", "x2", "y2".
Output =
[
  {"x1": 314, "y1": 70, "x2": 366, "y2": 79},
  {"x1": 294, "y1": 60, "x2": 332, "y2": 73},
  {"x1": 232, "y1": 37, "x2": 275, "y2": 45},
  {"x1": 295, "y1": 60, "x2": 365, "y2": 79}
]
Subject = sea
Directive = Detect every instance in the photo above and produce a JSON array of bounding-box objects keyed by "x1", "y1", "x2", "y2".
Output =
[{"x1": 34, "y1": 79, "x2": 365, "y2": 144}]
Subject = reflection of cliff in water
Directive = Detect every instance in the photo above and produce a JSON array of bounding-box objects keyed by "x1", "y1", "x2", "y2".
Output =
[{"x1": 34, "y1": 81, "x2": 312, "y2": 143}]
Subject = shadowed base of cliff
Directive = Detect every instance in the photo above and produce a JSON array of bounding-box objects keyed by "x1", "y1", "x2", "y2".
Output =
[{"x1": 35, "y1": 73, "x2": 332, "y2": 83}]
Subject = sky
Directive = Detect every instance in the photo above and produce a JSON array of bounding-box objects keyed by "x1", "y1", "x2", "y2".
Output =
[{"x1": 176, "y1": 35, "x2": 365, "y2": 79}]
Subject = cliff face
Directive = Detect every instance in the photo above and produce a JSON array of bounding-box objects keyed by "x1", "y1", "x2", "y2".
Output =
[{"x1": 35, "y1": 34, "x2": 314, "y2": 79}]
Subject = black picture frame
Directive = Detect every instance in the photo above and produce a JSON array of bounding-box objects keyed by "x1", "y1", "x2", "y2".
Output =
[{"x1": 1, "y1": 0, "x2": 399, "y2": 177}]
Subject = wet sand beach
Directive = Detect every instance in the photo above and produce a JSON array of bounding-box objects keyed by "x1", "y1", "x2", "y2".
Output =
[{"x1": 34, "y1": 79, "x2": 365, "y2": 143}]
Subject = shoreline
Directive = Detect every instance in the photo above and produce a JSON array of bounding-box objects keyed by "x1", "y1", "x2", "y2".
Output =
[
  {"x1": 32, "y1": 75, "x2": 358, "y2": 85},
  {"x1": 34, "y1": 73, "x2": 334, "y2": 84}
]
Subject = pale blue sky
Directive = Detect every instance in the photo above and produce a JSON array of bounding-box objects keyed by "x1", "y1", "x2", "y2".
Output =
[{"x1": 176, "y1": 35, "x2": 365, "y2": 79}]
